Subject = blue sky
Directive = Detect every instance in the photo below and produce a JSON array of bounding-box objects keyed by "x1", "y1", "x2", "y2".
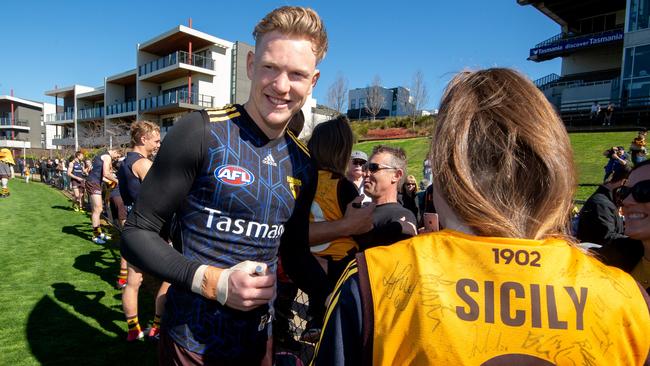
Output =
[{"x1": 1, "y1": 0, "x2": 561, "y2": 109}]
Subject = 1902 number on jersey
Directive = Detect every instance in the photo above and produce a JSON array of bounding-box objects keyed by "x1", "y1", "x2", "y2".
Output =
[{"x1": 492, "y1": 248, "x2": 541, "y2": 267}]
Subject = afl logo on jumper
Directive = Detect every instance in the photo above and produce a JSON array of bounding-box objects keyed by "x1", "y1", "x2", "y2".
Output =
[{"x1": 214, "y1": 165, "x2": 254, "y2": 186}]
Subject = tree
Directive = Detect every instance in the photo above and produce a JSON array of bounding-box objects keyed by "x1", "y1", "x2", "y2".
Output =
[
  {"x1": 365, "y1": 75, "x2": 385, "y2": 121},
  {"x1": 410, "y1": 70, "x2": 429, "y2": 129},
  {"x1": 105, "y1": 119, "x2": 131, "y2": 148},
  {"x1": 80, "y1": 120, "x2": 105, "y2": 148},
  {"x1": 327, "y1": 73, "x2": 348, "y2": 114}
]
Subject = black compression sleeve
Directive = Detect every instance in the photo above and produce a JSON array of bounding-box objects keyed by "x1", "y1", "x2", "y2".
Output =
[{"x1": 121, "y1": 111, "x2": 206, "y2": 288}]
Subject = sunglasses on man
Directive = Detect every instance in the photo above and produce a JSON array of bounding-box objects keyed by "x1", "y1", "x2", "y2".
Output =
[
  {"x1": 615, "y1": 179, "x2": 650, "y2": 205},
  {"x1": 351, "y1": 159, "x2": 366, "y2": 166},
  {"x1": 362, "y1": 162, "x2": 398, "y2": 173}
]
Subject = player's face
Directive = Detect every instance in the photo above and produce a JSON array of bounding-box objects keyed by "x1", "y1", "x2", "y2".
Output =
[
  {"x1": 245, "y1": 31, "x2": 320, "y2": 139},
  {"x1": 144, "y1": 132, "x2": 161, "y2": 156},
  {"x1": 622, "y1": 165, "x2": 650, "y2": 242}
]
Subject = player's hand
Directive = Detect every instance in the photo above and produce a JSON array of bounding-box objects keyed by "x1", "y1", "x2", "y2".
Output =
[
  {"x1": 199, "y1": 261, "x2": 275, "y2": 311},
  {"x1": 344, "y1": 195, "x2": 375, "y2": 235},
  {"x1": 226, "y1": 263, "x2": 275, "y2": 311}
]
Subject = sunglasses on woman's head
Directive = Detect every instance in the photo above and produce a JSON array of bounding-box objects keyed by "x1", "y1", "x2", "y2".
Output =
[
  {"x1": 362, "y1": 162, "x2": 397, "y2": 173},
  {"x1": 615, "y1": 179, "x2": 650, "y2": 204}
]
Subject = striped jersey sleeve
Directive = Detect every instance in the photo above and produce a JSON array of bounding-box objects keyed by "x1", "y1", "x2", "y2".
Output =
[{"x1": 311, "y1": 260, "x2": 365, "y2": 366}]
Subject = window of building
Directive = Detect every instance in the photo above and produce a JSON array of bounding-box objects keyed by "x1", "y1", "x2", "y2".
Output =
[
  {"x1": 621, "y1": 44, "x2": 650, "y2": 102},
  {"x1": 359, "y1": 98, "x2": 366, "y2": 108},
  {"x1": 576, "y1": 13, "x2": 618, "y2": 34},
  {"x1": 629, "y1": 0, "x2": 650, "y2": 31},
  {"x1": 350, "y1": 99, "x2": 356, "y2": 109}
]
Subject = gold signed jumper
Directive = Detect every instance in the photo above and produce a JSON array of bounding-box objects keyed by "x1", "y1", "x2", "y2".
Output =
[{"x1": 358, "y1": 230, "x2": 650, "y2": 365}]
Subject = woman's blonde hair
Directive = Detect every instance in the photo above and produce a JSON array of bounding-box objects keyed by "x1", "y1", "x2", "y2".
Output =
[
  {"x1": 253, "y1": 6, "x2": 328, "y2": 63},
  {"x1": 430, "y1": 68, "x2": 576, "y2": 239}
]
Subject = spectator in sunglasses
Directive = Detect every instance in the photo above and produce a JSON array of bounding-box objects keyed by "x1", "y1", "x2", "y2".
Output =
[
  {"x1": 399, "y1": 174, "x2": 419, "y2": 220},
  {"x1": 346, "y1": 150, "x2": 372, "y2": 204},
  {"x1": 312, "y1": 68, "x2": 650, "y2": 365},
  {"x1": 601, "y1": 159, "x2": 650, "y2": 294},
  {"x1": 351, "y1": 145, "x2": 417, "y2": 250},
  {"x1": 576, "y1": 164, "x2": 631, "y2": 246}
]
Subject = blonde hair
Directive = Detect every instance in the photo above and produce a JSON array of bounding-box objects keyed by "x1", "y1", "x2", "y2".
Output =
[
  {"x1": 130, "y1": 121, "x2": 160, "y2": 148},
  {"x1": 430, "y1": 68, "x2": 576, "y2": 240},
  {"x1": 253, "y1": 6, "x2": 328, "y2": 63}
]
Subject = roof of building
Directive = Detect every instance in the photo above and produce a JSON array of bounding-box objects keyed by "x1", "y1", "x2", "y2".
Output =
[{"x1": 0, "y1": 95, "x2": 43, "y2": 109}]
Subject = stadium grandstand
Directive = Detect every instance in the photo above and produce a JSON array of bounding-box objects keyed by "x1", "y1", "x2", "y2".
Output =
[{"x1": 519, "y1": 0, "x2": 650, "y2": 129}]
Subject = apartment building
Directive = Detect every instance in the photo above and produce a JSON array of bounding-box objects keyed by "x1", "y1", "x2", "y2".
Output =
[
  {"x1": 0, "y1": 95, "x2": 55, "y2": 153},
  {"x1": 44, "y1": 24, "x2": 334, "y2": 149},
  {"x1": 46, "y1": 25, "x2": 238, "y2": 150}
]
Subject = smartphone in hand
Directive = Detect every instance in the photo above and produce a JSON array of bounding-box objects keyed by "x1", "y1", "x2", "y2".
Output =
[{"x1": 423, "y1": 213, "x2": 439, "y2": 232}]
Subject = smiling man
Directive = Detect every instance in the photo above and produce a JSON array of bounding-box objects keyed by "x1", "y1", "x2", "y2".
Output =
[
  {"x1": 353, "y1": 145, "x2": 417, "y2": 249},
  {"x1": 121, "y1": 6, "x2": 329, "y2": 365}
]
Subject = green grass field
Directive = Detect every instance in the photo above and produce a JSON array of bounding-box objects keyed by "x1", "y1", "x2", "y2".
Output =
[
  {"x1": 0, "y1": 180, "x2": 157, "y2": 365},
  {"x1": 0, "y1": 130, "x2": 639, "y2": 365},
  {"x1": 355, "y1": 131, "x2": 637, "y2": 201}
]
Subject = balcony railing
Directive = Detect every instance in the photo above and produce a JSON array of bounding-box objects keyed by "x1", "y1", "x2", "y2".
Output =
[
  {"x1": 106, "y1": 101, "x2": 136, "y2": 115},
  {"x1": 0, "y1": 136, "x2": 27, "y2": 141},
  {"x1": 138, "y1": 89, "x2": 215, "y2": 111},
  {"x1": 53, "y1": 134, "x2": 75, "y2": 139},
  {"x1": 77, "y1": 106, "x2": 104, "y2": 120},
  {"x1": 45, "y1": 111, "x2": 74, "y2": 123},
  {"x1": 534, "y1": 73, "x2": 560, "y2": 90},
  {"x1": 138, "y1": 50, "x2": 215, "y2": 76},
  {"x1": 0, "y1": 118, "x2": 29, "y2": 127}
]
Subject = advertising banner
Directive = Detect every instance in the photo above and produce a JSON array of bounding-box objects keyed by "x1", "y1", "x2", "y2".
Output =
[{"x1": 529, "y1": 29, "x2": 623, "y2": 60}]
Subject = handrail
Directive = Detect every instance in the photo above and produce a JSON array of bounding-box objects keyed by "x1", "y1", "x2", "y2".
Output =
[
  {"x1": 535, "y1": 32, "x2": 573, "y2": 48},
  {"x1": 77, "y1": 106, "x2": 104, "y2": 120},
  {"x1": 138, "y1": 89, "x2": 215, "y2": 110},
  {"x1": 534, "y1": 73, "x2": 560, "y2": 88},
  {"x1": 0, "y1": 136, "x2": 27, "y2": 141},
  {"x1": 53, "y1": 134, "x2": 75, "y2": 139},
  {"x1": 0, "y1": 118, "x2": 29, "y2": 127},
  {"x1": 45, "y1": 111, "x2": 74, "y2": 122},
  {"x1": 138, "y1": 50, "x2": 215, "y2": 76},
  {"x1": 106, "y1": 101, "x2": 136, "y2": 115},
  {"x1": 560, "y1": 96, "x2": 650, "y2": 112},
  {"x1": 551, "y1": 78, "x2": 615, "y2": 89}
]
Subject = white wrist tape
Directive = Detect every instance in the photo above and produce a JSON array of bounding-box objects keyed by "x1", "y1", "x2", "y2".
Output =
[
  {"x1": 216, "y1": 261, "x2": 268, "y2": 305},
  {"x1": 191, "y1": 265, "x2": 209, "y2": 295}
]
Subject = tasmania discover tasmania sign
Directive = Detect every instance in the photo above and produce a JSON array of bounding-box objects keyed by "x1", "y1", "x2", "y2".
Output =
[{"x1": 529, "y1": 29, "x2": 623, "y2": 61}]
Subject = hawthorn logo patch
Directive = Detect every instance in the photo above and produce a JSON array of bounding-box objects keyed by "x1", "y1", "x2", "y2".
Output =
[
  {"x1": 215, "y1": 165, "x2": 255, "y2": 186},
  {"x1": 287, "y1": 176, "x2": 302, "y2": 199}
]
